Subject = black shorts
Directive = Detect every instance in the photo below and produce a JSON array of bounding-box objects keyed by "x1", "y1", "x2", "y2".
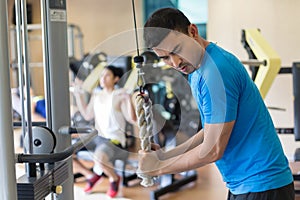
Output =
[{"x1": 227, "y1": 182, "x2": 295, "y2": 200}]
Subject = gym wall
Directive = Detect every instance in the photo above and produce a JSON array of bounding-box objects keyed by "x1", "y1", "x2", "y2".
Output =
[
  {"x1": 66, "y1": 0, "x2": 143, "y2": 55},
  {"x1": 207, "y1": 0, "x2": 300, "y2": 158},
  {"x1": 208, "y1": 0, "x2": 300, "y2": 128}
]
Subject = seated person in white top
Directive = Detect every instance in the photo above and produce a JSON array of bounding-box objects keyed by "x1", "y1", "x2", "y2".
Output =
[{"x1": 73, "y1": 65, "x2": 136, "y2": 197}]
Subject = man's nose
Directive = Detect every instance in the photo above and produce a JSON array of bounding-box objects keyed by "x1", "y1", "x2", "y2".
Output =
[{"x1": 170, "y1": 55, "x2": 181, "y2": 68}]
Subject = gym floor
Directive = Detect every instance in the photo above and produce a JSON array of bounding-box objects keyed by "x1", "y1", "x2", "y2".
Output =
[
  {"x1": 73, "y1": 162, "x2": 227, "y2": 200},
  {"x1": 14, "y1": 129, "x2": 300, "y2": 200},
  {"x1": 72, "y1": 163, "x2": 300, "y2": 200}
]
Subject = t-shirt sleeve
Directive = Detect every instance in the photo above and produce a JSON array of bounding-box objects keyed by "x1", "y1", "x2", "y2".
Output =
[{"x1": 200, "y1": 66, "x2": 239, "y2": 124}]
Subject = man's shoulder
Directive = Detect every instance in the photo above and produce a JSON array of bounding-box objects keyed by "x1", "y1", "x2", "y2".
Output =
[{"x1": 113, "y1": 88, "x2": 130, "y2": 96}]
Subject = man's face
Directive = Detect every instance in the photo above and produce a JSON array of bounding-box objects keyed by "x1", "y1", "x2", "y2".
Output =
[{"x1": 152, "y1": 30, "x2": 203, "y2": 74}]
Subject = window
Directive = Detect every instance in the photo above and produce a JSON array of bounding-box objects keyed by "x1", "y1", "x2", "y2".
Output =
[{"x1": 143, "y1": 0, "x2": 207, "y2": 38}]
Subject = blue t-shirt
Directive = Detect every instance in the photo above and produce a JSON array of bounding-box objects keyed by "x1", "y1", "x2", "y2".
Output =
[{"x1": 188, "y1": 43, "x2": 293, "y2": 194}]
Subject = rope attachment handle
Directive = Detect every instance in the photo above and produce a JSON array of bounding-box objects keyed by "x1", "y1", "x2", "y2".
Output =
[{"x1": 135, "y1": 94, "x2": 154, "y2": 187}]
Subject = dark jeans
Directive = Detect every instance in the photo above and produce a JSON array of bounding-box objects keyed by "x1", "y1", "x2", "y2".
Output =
[{"x1": 227, "y1": 182, "x2": 295, "y2": 200}]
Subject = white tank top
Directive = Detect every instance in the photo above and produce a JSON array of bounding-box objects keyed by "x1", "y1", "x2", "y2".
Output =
[{"x1": 93, "y1": 89, "x2": 126, "y2": 147}]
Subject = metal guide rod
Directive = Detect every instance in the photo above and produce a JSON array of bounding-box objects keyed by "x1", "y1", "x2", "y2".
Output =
[
  {"x1": 15, "y1": 0, "x2": 37, "y2": 178},
  {"x1": 241, "y1": 59, "x2": 267, "y2": 66},
  {"x1": 40, "y1": 0, "x2": 52, "y2": 130},
  {"x1": 15, "y1": 0, "x2": 34, "y2": 154},
  {"x1": 0, "y1": 0, "x2": 18, "y2": 199},
  {"x1": 14, "y1": 0, "x2": 26, "y2": 142},
  {"x1": 21, "y1": 0, "x2": 34, "y2": 153}
]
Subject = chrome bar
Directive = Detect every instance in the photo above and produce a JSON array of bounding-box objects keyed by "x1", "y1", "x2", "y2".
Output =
[
  {"x1": 9, "y1": 25, "x2": 17, "y2": 63},
  {"x1": 241, "y1": 59, "x2": 267, "y2": 66},
  {"x1": 68, "y1": 25, "x2": 75, "y2": 57},
  {"x1": 27, "y1": 23, "x2": 42, "y2": 30}
]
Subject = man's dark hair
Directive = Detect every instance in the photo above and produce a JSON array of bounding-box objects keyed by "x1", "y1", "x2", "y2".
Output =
[
  {"x1": 141, "y1": 50, "x2": 160, "y2": 64},
  {"x1": 105, "y1": 65, "x2": 124, "y2": 79},
  {"x1": 144, "y1": 8, "x2": 191, "y2": 48}
]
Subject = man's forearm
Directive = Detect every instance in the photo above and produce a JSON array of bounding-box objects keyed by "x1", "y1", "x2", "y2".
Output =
[
  {"x1": 156, "y1": 141, "x2": 210, "y2": 176},
  {"x1": 159, "y1": 129, "x2": 204, "y2": 160}
]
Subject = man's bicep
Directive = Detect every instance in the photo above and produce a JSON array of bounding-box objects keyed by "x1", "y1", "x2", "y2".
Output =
[{"x1": 201, "y1": 121, "x2": 235, "y2": 160}]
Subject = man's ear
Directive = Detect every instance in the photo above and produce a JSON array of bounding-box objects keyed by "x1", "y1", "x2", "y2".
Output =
[
  {"x1": 189, "y1": 24, "x2": 199, "y2": 39},
  {"x1": 114, "y1": 76, "x2": 120, "y2": 84}
]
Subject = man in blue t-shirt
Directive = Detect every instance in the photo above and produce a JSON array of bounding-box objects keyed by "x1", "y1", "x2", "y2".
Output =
[{"x1": 138, "y1": 8, "x2": 294, "y2": 200}]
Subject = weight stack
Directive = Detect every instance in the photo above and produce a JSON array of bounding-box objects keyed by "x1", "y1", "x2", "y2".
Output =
[{"x1": 293, "y1": 62, "x2": 300, "y2": 141}]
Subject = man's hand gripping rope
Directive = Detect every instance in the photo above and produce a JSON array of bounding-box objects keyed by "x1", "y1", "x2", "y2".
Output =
[{"x1": 135, "y1": 68, "x2": 155, "y2": 187}]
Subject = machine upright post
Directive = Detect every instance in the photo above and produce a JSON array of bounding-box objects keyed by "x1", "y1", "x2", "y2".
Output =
[
  {"x1": 0, "y1": 0, "x2": 18, "y2": 199},
  {"x1": 41, "y1": 0, "x2": 73, "y2": 199},
  {"x1": 293, "y1": 62, "x2": 300, "y2": 141}
]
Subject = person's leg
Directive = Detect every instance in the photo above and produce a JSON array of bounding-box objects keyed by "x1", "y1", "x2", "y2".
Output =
[
  {"x1": 75, "y1": 136, "x2": 106, "y2": 193},
  {"x1": 72, "y1": 157, "x2": 94, "y2": 179},
  {"x1": 96, "y1": 152, "x2": 119, "y2": 182},
  {"x1": 78, "y1": 155, "x2": 103, "y2": 194},
  {"x1": 94, "y1": 141, "x2": 123, "y2": 197}
]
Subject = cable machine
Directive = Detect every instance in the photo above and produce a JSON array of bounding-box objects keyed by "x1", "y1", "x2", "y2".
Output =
[{"x1": 1, "y1": 0, "x2": 97, "y2": 199}]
